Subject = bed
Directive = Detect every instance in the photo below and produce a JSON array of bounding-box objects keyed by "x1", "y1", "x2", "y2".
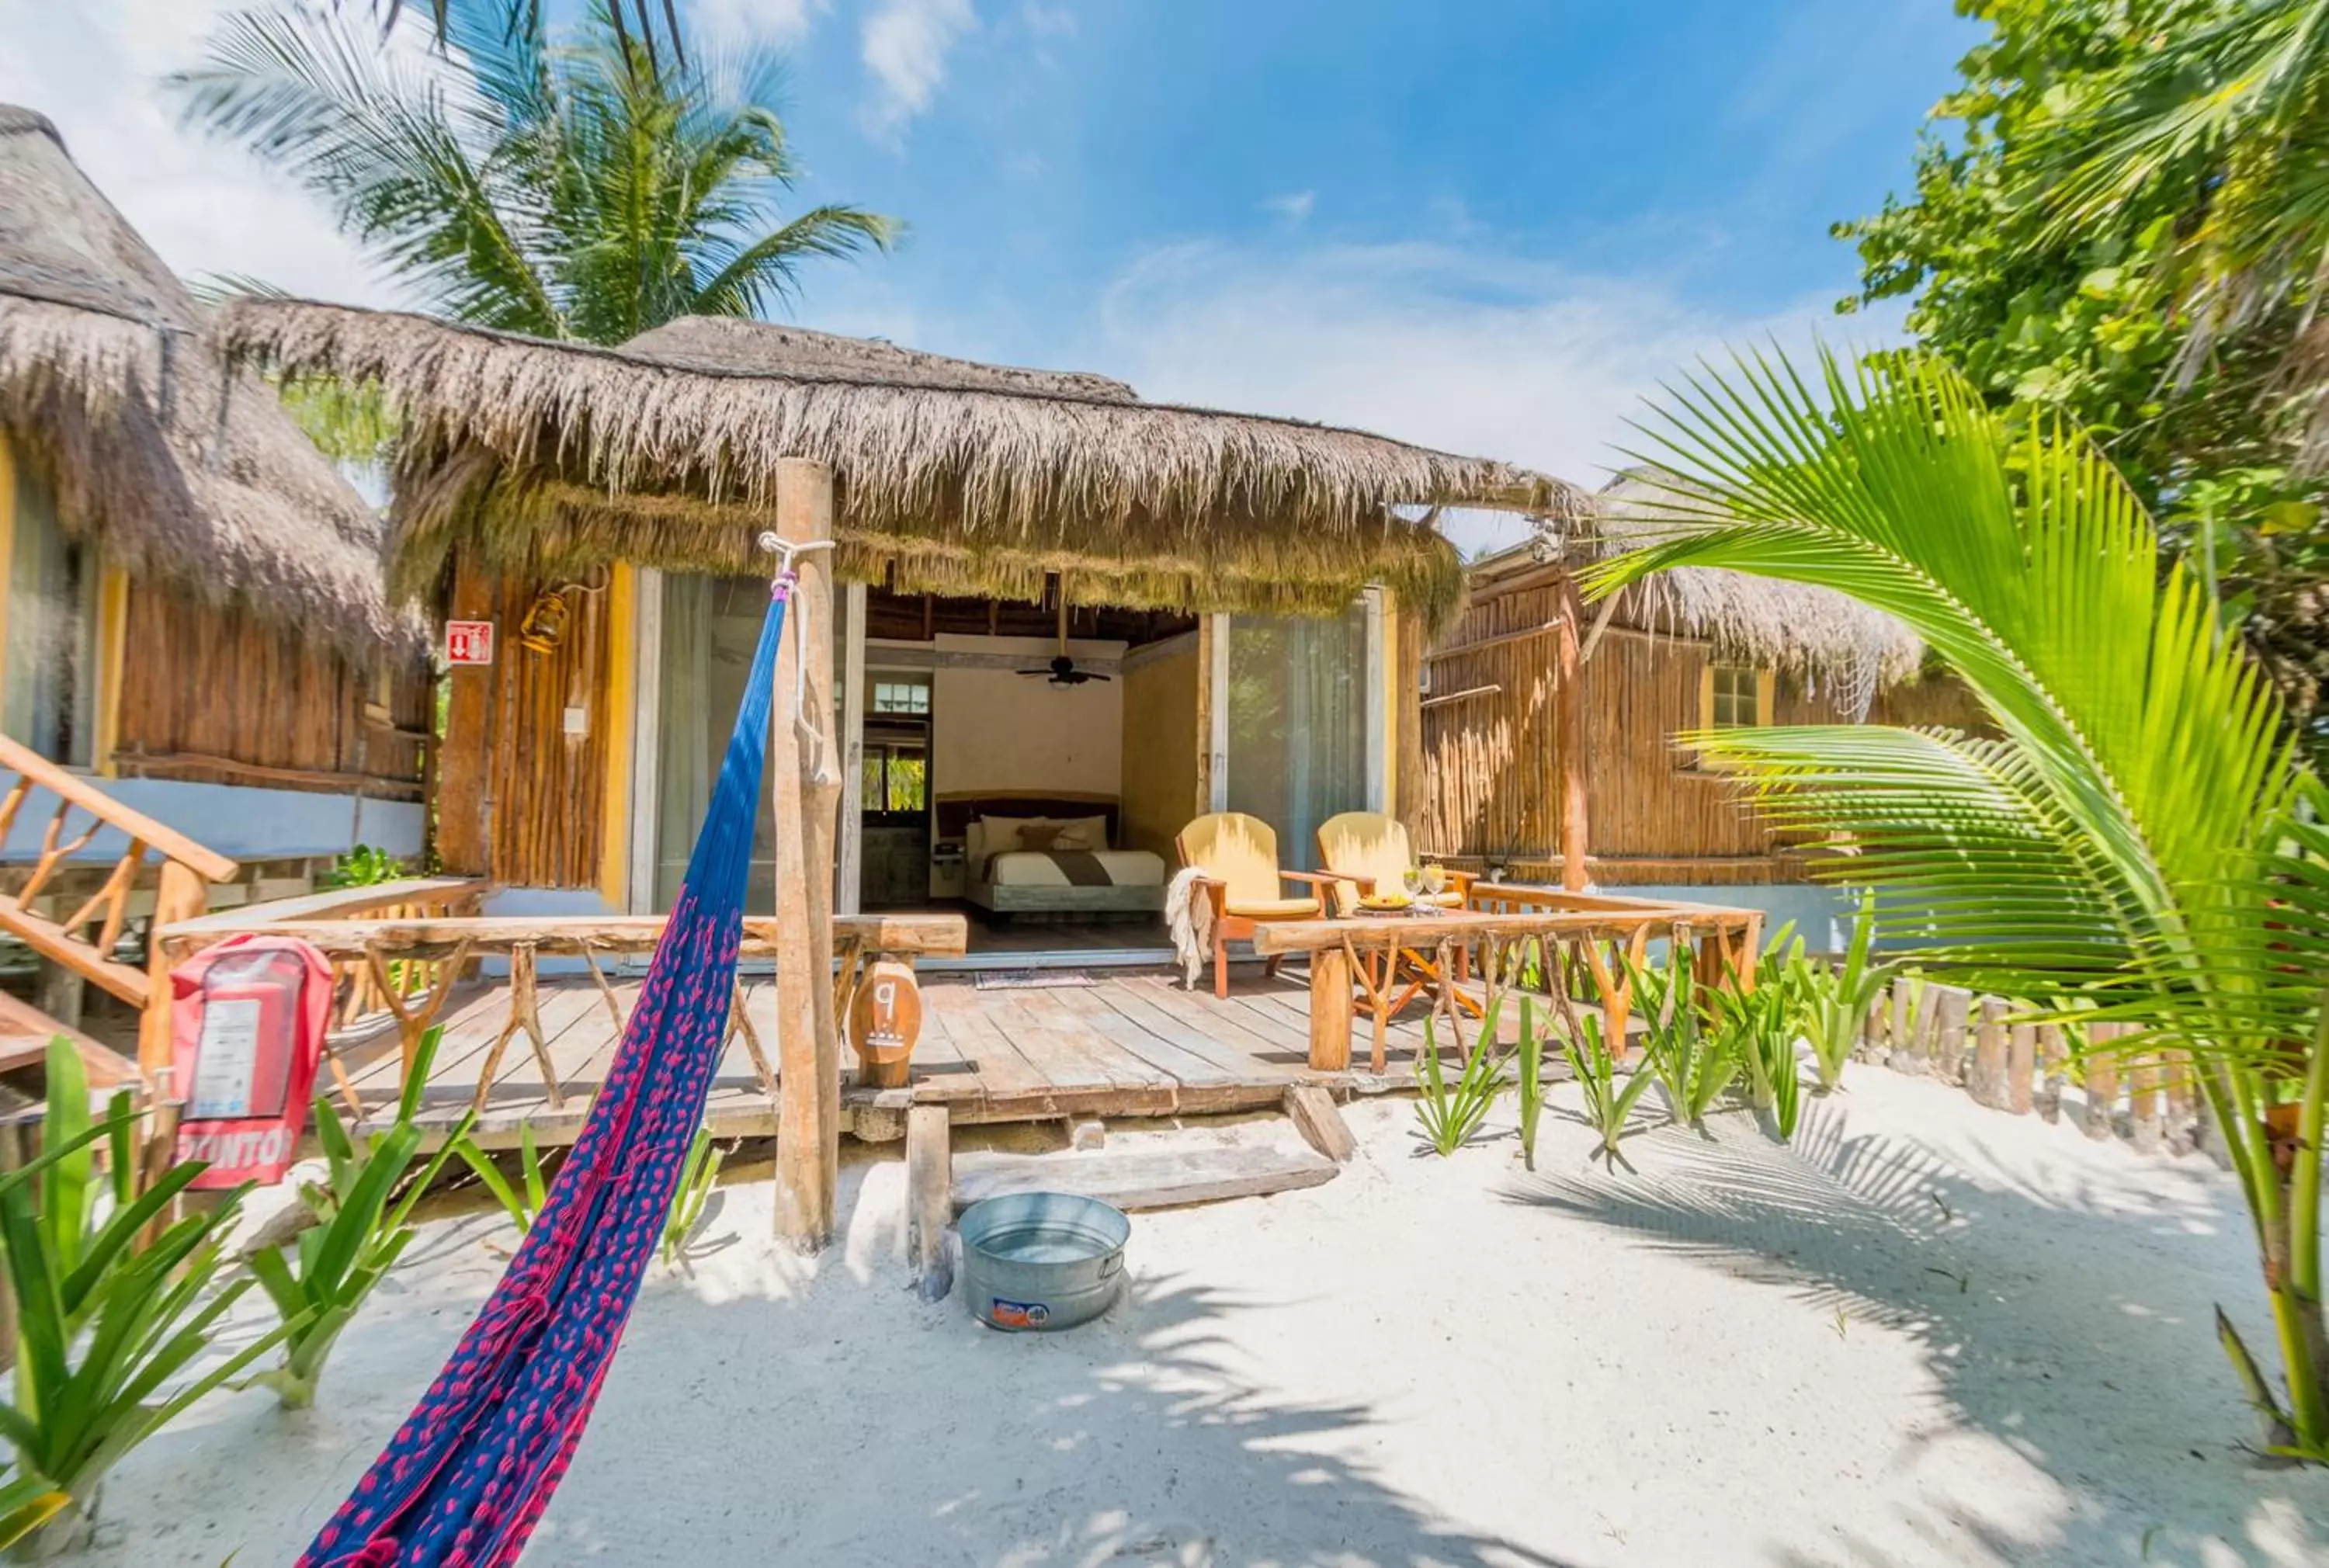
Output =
[{"x1": 939, "y1": 793, "x2": 1168, "y2": 921}]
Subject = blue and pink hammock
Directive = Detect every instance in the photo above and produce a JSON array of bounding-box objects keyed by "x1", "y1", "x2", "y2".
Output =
[{"x1": 301, "y1": 567, "x2": 800, "y2": 1568}]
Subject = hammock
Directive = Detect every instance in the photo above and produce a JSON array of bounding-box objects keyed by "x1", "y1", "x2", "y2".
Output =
[{"x1": 303, "y1": 568, "x2": 801, "y2": 1568}]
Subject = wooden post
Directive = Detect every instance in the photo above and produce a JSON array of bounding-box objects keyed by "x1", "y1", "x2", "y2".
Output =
[
  {"x1": 906, "y1": 1105, "x2": 953, "y2": 1302},
  {"x1": 1970, "y1": 996, "x2": 2009, "y2": 1109},
  {"x1": 137, "y1": 861, "x2": 206, "y2": 1079},
  {"x1": 2007, "y1": 1021, "x2": 2037, "y2": 1115},
  {"x1": 2129, "y1": 1052, "x2": 2162, "y2": 1154},
  {"x1": 1394, "y1": 608, "x2": 1426, "y2": 841},
  {"x1": 435, "y1": 552, "x2": 496, "y2": 876},
  {"x1": 2084, "y1": 1024, "x2": 2119, "y2": 1141},
  {"x1": 772, "y1": 459, "x2": 842, "y2": 1251},
  {"x1": 1307, "y1": 945, "x2": 1354, "y2": 1072},
  {"x1": 1552, "y1": 573, "x2": 1589, "y2": 893},
  {"x1": 1932, "y1": 986, "x2": 1970, "y2": 1086},
  {"x1": 2037, "y1": 1022, "x2": 2067, "y2": 1122}
]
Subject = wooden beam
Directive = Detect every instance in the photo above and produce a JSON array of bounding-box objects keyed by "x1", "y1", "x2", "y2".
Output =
[
  {"x1": 109, "y1": 750, "x2": 424, "y2": 798},
  {"x1": 1251, "y1": 904, "x2": 1757, "y2": 957},
  {"x1": 773, "y1": 457, "x2": 842, "y2": 1252},
  {"x1": 1307, "y1": 945, "x2": 1354, "y2": 1071},
  {"x1": 158, "y1": 911, "x2": 969, "y2": 962},
  {"x1": 953, "y1": 1145, "x2": 1339, "y2": 1212},
  {"x1": 1552, "y1": 577, "x2": 1589, "y2": 893},
  {"x1": 1419, "y1": 683, "x2": 1501, "y2": 712},
  {"x1": 1284, "y1": 1083, "x2": 1357, "y2": 1162},
  {"x1": 137, "y1": 860, "x2": 207, "y2": 1077},
  {"x1": 906, "y1": 1105, "x2": 953, "y2": 1302},
  {"x1": 0, "y1": 734, "x2": 238, "y2": 883},
  {"x1": 1425, "y1": 620, "x2": 1560, "y2": 661},
  {"x1": 165, "y1": 877, "x2": 488, "y2": 935}
]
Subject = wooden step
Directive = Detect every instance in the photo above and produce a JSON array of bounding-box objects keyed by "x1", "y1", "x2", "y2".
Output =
[
  {"x1": 953, "y1": 1143, "x2": 1339, "y2": 1213},
  {"x1": 0, "y1": 992, "x2": 140, "y2": 1088}
]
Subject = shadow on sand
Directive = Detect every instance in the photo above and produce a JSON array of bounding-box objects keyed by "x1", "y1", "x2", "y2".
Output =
[{"x1": 1502, "y1": 1099, "x2": 2329, "y2": 1566}]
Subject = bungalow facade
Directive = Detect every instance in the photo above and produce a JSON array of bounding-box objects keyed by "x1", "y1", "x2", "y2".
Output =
[
  {"x1": 215, "y1": 304, "x2": 1582, "y2": 955},
  {"x1": 0, "y1": 106, "x2": 430, "y2": 873}
]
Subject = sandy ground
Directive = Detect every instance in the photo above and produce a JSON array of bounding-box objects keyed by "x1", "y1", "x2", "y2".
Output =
[{"x1": 71, "y1": 1069, "x2": 2329, "y2": 1568}]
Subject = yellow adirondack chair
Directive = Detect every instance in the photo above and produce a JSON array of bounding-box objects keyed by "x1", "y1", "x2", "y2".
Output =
[{"x1": 1175, "y1": 812, "x2": 1335, "y2": 1000}]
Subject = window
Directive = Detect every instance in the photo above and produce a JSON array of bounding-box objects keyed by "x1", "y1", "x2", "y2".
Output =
[
  {"x1": 1702, "y1": 663, "x2": 1772, "y2": 730},
  {"x1": 862, "y1": 743, "x2": 927, "y2": 814},
  {"x1": 872, "y1": 678, "x2": 929, "y2": 715}
]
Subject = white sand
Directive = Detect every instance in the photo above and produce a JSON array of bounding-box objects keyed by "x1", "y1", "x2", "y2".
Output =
[{"x1": 75, "y1": 1070, "x2": 2329, "y2": 1566}]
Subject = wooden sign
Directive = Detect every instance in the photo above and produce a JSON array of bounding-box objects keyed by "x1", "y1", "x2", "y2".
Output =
[
  {"x1": 445, "y1": 619, "x2": 495, "y2": 666},
  {"x1": 847, "y1": 957, "x2": 923, "y2": 1088}
]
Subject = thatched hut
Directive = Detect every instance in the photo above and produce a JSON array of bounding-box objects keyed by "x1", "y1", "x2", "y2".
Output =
[
  {"x1": 215, "y1": 297, "x2": 1582, "y2": 935},
  {"x1": 0, "y1": 106, "x2": 429, "y2": 860},
  {"x1": 1417, "y1": 470, "x2": 1968, "y2": 935}
]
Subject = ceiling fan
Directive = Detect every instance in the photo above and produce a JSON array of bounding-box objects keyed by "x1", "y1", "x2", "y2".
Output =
[{"x1": 1020, "y1": 593, "x2": 1111, "y2": 685}]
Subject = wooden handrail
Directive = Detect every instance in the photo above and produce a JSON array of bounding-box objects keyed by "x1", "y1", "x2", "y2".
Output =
[
  {"x1": 0, "y1": 734, "x2": 237, "y2": 882},
  {"x1": 160, "y1": 911, "x2": 971, "y2": 963},
  {"x1": 165, "y1": 877, "x2": 491, "y2": 937},
  {"x1": 1248, "y1": 904, "x2": 1754, "y2": 957}
]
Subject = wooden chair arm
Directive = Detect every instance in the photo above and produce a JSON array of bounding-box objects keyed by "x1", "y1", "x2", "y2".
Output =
[
  {"x1": 1189, "y1": 875, "x2": 1230, "y2": 918},
  {"x1": 1279, "y1": 870, "x2": 1343, "y2": 889}
]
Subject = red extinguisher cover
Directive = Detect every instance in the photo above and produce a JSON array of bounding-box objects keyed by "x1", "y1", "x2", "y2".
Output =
[{"x1": 168, "y1": 935, "x2": 335, "y2": 1188}]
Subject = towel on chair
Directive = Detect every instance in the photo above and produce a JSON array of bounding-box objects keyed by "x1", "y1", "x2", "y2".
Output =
[{"x1": 1165, "y1": 866, "x2": 1216, "y2": 988}]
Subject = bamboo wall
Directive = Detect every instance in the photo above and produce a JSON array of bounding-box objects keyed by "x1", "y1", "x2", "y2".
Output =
[
  {"x1": 112, "y1": 581, "x2": 429, "y2": 801},
  {"x1": 434, "y1": 557, "x2": 614, "y2": 887},
  {"x1": 1418, "y1": 578, "x2": 1859, "y2": 884}
]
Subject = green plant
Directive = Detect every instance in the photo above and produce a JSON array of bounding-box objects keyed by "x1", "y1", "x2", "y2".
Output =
[
  {"x1": 1794, "y1": 891, "x2": 1901, "y2": 1092},
  {"x1": 325, "y1": 844, "x2": 408, "y2": 889},
  {"x1": 241, "y1": 1025, "x2": 474, "y2": 1410},
  {"x1": 173, "y1": 1, "x2": 897, "y2": 349},
  {"x1": 1590, "y1": 344, "x2": 2329, "y2": 1459},
  {"x1": 1716, "y1": 956, "x2": 1809, "y2": 1143},
  {"x1": 1413, "y1": 1011, "x2": 1507, "y2": 1156},
  {"x1": 1562, "y1": 1014, "x2": 1658, "y2": 1172},
  {"x1": 2, "y1": 1041, "x2": 300, "y2": 1554},
  {"x1": 454, "y1": 1119, "x2": 554, "y2": 1237},
  {"x1": 1632, "y1": 950, "x2": 1740, "y2": 1130},
  {"x1": 660, "y1": 1126, "x2": 724, "y2": 1267},
  {"x1": 1514, "y1": 999, "x2": 1546, "y2": 1172}
]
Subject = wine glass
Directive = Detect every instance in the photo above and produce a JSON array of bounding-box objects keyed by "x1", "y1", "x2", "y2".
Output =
[{"x1": 1400, "y1": 866, "x2": 1422, "y2": 904}]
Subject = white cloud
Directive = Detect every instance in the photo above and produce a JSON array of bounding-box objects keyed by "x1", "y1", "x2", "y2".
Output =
[
  {"x1": 1262, "y1": 191, "x2": 1317, "y2": 226},
  {"x1": 1020, "y1": 2, "x2": 1075, "y2": 38},
  {"x1": 861, "y1": 0, "x2": 977, "y2": 141},
  {"x1": 690, "y1": 0, "x2": 825, "y2": 49},
  {"x1": 0, "y1": 0, "x2": 393, "y2": 307},
  {"x1": 1097, "y1": 239, "x2": 1896, "y2": 557}
]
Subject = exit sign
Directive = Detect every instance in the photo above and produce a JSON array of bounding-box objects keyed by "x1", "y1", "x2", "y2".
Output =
[{"x1": 445, "y1": 620, "x2": 495, "y2": 666}]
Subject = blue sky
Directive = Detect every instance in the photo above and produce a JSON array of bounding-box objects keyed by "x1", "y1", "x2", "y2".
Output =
[{"x1": 1, "y1": 0, "x2": 1977, "y2": 552}]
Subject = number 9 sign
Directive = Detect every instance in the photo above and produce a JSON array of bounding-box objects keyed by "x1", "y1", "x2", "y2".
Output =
[{"x1": 846, "y1": 956, "x2": 924, "y2": 1088}]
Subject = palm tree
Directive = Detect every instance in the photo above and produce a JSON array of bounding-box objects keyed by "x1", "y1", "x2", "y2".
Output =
[
  {"x1": 1588, "y1": 347, "x2": 2328, "y2": 1462},
  {"x1": 172, "y1": 0, "x2": 897, "y2": 345}
]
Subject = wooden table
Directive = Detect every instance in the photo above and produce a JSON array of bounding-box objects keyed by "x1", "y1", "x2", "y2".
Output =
[{"x1": 1250, "y1": 896, "x2": 1763, "y2": 1072}]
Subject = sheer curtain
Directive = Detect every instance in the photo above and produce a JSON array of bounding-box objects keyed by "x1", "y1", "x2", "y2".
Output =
[{"x1": 1224, "y1": 602, "x2": 1370, "y2": 866}]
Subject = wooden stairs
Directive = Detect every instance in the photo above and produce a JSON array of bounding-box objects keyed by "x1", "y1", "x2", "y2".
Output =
[{"x1": 0, "y1": 734, "x2": 240, "y2": 1090}]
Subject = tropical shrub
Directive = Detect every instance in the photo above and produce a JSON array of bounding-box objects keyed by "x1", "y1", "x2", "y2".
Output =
[
  {"x1": 1414, "y1": 1013, "x2": 1506, "y2": 1156},
  {"x1": 1589, "y1": 344, "x2": 2329, "y2": 1461},
  {"x1": 1562, "y1": 1014, "x2": 1657, "y2": 1171},
  {"x1": 1716, "y1": 950, "x2": 1810, "y2": 1143},
  {"x1": 454, "y1": 1119, "x2": 554, "y2": 1237},
  {"x1": 241, "y1": 1027, "x2": 474, "y2": 1410},
  {"x1": 2, "y1": 1041, "x2": 298, "y2": 1554},
  {"x1": 1633, "y1": 951, "x2": 1740, "y2": 1130},
  {"x1": 325, "y1": 845, "x2": 407, "y2": 889},
  {"x1": 661, "y1": 1126, "x2": 724, "y2": 1268},
  {"x1": 1793, "y1": 891, "x2": 1899, "y2": 1091},
  {"x1": 1514, "y1": 999, "x2": 1547, "y2": 1172}
]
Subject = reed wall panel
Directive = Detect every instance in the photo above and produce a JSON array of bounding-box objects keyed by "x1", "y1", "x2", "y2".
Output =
[
  {"x1": 113, "y1": 581, "x2": 429, "y2": 800},
  {"x1": 438, "y1": 567, "x2": 615, "y2": 890},
  {"x1": 1418, "y1": 581, "x2": 1864, "y2": 883}
]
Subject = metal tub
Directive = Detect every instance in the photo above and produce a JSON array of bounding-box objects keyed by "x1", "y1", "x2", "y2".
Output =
[{"x1": 958, "y1": 1191, "x2": 1129, "y2": 1331}]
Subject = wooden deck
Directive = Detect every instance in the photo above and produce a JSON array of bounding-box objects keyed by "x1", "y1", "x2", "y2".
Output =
[{"x1": 333, "y1": 964, "x2": 1466, "y2": 1149}]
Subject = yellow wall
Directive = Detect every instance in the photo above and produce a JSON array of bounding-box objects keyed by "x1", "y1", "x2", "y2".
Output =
[
  {"x1": 1120, "y1": 636, "x2": 1199, "y2": 858},
  {"x1": 0, "y1": 432, "x2": 14, "y2": 714},
  {"x1": 596, "y1": 562, "x2": 637, "y2": 907},
  {"x1": 932, "y1": 633, "x2": 1125, "y2": 799}
]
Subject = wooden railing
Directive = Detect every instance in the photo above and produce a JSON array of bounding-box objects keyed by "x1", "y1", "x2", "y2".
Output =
[
  {"x1": 1253, "y1": 885, "x2": 1765, "y2": 1071},
  {"x1": 0, "y1": 733, "x2": 241, "y2": 1079},
  {"x1": 157, "y1": 907, "x2": 967, "y2": 1123}
]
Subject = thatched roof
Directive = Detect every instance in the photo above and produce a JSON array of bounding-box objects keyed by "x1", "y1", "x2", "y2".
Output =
[
  {"x1": 213, "y1": 299, "x2": 1588, "y2": 626},
  {"x1": 1476, "y1": 470, "x2": 1925, "y2": 718},
  {"x1": 0, "y1": 106, "x2": 415, "y2": 654}
]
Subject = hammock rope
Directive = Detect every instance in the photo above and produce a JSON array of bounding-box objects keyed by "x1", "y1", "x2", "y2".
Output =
[{"x1": 303, "y1": 557, "x2": 811, "y2": 1568}]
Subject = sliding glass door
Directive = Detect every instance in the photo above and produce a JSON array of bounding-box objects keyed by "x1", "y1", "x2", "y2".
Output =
[{"x1": 1221, "y1": 600, "x2": 1375, "y2": 866}]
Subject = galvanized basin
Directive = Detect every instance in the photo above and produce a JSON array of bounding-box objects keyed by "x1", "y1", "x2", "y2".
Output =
[{"x1": 959, "y1": 1191, "x2": 1129, "y2": 1331}]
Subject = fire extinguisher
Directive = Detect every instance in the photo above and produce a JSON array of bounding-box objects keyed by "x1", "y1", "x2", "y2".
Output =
[{"x1": 168, "y1": 935, "x2": 335, "y2": 1189}]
